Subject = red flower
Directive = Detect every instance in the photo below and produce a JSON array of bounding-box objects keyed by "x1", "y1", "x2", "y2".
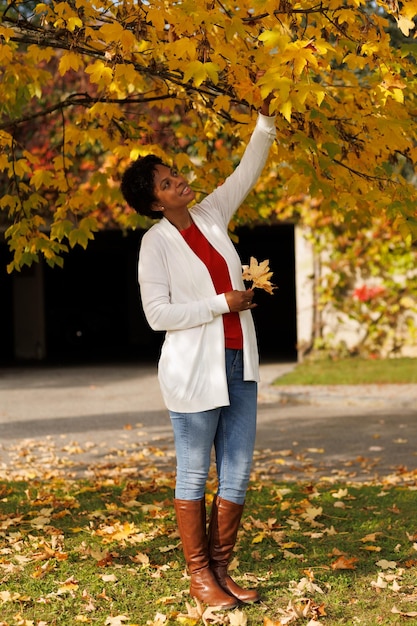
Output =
[{"x1": 353, "y1": 285, "x2": 385, "y2": 302}]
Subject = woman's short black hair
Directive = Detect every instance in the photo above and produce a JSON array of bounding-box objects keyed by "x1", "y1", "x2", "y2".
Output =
[{"x1": 120, "y1": 154, "x2": 166, "y2": 217}]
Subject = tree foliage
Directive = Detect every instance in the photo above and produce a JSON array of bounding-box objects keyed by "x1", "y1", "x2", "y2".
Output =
[{"x1": 1, "y1": 0, "x2": 417, "y2": 272}]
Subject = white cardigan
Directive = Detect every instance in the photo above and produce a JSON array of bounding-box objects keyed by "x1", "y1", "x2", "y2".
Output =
[{"x1": 138, "y1": 113, "x2": 276, "y2": 412}]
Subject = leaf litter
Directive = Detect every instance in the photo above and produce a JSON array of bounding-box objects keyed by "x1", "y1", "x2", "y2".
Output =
[{"x1": 1, "y1": 423, "x2": 417, "y2": 624}]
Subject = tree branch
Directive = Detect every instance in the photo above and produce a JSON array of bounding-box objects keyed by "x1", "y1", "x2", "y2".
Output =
[{"x1": 0, "y1": 93, "x2": 175, "y2": 130}]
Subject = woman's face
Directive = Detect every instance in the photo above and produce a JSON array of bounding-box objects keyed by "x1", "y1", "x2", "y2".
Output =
[{"x1": 152, "y1": 164, "x2": 195, "y2": 213}]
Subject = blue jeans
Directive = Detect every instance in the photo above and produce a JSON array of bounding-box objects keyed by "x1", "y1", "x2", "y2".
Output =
[{"x1": 169, "y1": 349, "x2": 257, "y2": 505}]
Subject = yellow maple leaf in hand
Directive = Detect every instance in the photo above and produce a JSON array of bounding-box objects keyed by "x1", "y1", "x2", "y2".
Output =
[{"x1": 242, "y1": 257, "x2": 276, "y2": 294}]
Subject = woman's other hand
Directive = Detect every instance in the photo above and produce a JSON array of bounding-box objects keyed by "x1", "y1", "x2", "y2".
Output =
[{"x1": 225, "y1": 289, "x2": 257, "y2": 312}]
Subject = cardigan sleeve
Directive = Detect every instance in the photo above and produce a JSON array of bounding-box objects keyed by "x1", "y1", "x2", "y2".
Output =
[
  {"x1": 196, "y1": 113, "x2": 276, "y2": 227},
  {"x1": 139, "y1": 232, "x2": 230, "y2": 332}
]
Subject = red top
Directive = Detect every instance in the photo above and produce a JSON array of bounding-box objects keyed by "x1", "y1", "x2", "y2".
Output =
[{"x1": 180, "y1": 222, "x2": 243, "y2": 349}]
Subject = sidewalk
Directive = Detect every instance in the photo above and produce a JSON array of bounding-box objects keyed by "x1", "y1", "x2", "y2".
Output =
[
  {"x1": 0, "y1": 362, "x2": 416, "y2": 484},
  {"x1": 255, "y1": 361, "x2": 417, "y2": 408},
  {"x1": 2, "y1": 361, "x2": 416, "y2": 414}
]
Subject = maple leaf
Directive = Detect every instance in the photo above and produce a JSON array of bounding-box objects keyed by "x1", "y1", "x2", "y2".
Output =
[
  {"x1": 229, "y1": 610, "x2": 248, "y2": 625},
  {"x1": 360, "y1": 532, "x2": 382, "y2": 543},
  {"x1": 392, "y1": 607, "x2": 417, "y2": 618},
  {"x1": 376, "y1": 559, "x2": 397, "y2": 569},
  {"x1": 331, "y1": 555, "x2": 359, "y2": 570},
  {"x1": 57, "y1": 575, "x2": 79, "y2": 596},
  {"x1": 241, "y1": 257, "x2": 276, "y2": 294},
  {"x1": 104, "y1": 616, "x2": 129, "y2": 626}
]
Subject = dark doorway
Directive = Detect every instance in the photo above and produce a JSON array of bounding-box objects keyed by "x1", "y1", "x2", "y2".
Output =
[
  {"x1": 0, "y1": 240, "x2": 14, "y2": 364},
  {"x1": 5, "y1": 224, "x2": 297, "y2": 365},
  {"x1": 43, "y1": 230, "x2": 159, "y2": 363}
]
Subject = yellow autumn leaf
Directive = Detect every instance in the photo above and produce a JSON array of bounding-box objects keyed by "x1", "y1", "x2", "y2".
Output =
[
  {"x1": 397, "y1": 216, "x2": 417, "y2": 242},
  {"x1": 59, "y1": 51, "x2": 82, "y2": 75},
  {"x1": 85, "y1": 60, "x2": 113, "y2": 86},
  {"x1": 99, "y1": 22, "x2": 137, "y2": 49},
  {"x1": 258, "y1": 28, "x2": 291, "y2": 51},
  {"x1": 95, "y1": 521, "x2": 144, "y2": 542},
  {"x1": 360, "y1": 532, "x2": 382, "y2": 542},
  {"x1": 183, "y1": 61, "x2": 219, "y2": 87},
  {"x1": 0, "y1": 25, "x2": 15, "y2": 41},
  {"x1": 146, "y1": 7, "x2": 166, "y2": 30},
  {"x1": 279, "y1": 99, "x2": 292, "y2": 123},
  {"x1": 57, "y1": 576, "x2": 79, "y2": 594},
  {"x1": 213, "y1": 94, "x2": 231, "y2": 112},
  {"x1": 301, "y1": 506, "x2": 323, "y2": 522},
  {"x1": 67, "y1": 16, "x2": 83, "y2": 31},
  {"x1": 241, "y1": 257, "x2": 276, "y2": 294},
  {"x1": 396, "y1": 15, "x2": 415, "y2": 36},
  {"x1": 331, "y1": 488, "x2": 348, "y2": 499},
  {"x1": 31, "y1": 169, "x2": 55, "y2": 190},
  {"x1": 167, "y1": 37, "x2": 197, "y2": 60},
  {"x1": 99, "y1": 22, "x2": 124, "y2": 42}
]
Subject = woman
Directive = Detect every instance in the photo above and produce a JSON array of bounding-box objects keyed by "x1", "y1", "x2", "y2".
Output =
[{"x1": 121, "y1": 98, "x2": 276, "y2": 609}]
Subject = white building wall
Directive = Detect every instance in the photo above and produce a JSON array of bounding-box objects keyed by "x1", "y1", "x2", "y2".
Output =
[{"x1": 294, "y1": 226, "x2": 315, "y2": 361}]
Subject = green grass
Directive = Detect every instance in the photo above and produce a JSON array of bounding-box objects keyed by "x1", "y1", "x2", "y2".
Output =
[
  {"x1": 1, "y1": 478, "x2": 417, "y2": 625},
  {"x1": 274, "y1": 357, "x2": 417, "y2": 386}
]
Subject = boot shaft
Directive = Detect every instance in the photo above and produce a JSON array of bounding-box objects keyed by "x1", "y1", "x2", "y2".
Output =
[
  {"x1": 174, "y1": 497, "x2": 208, "y2": 574},
  {"x1": 208, "y1": 496, "x2": 244, "y2": 567},
  {"x1": 208, "y1": 496, "x2": 261, "y2": 604}
]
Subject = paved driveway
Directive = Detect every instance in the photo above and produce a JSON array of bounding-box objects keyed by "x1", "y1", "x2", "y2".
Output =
[{"x1": 0, "y1": 363, "x2": 416, "y2": 483}]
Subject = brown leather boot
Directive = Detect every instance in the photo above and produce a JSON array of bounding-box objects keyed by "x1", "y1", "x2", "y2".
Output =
[
  {"x1": 174, "y1": 498, "x2": 239, "y2": 609},
  {"x1": 208, "y1": 496, "x2": 261, "y2": 604}
]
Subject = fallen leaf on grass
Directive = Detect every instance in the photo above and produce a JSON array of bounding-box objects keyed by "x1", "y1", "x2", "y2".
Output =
[
  {"x1": 0, "y1": 591, "x2": 28, "y2": 603},
  {"x1": 95, "y1": 521, "x2": 146, "y2": 543},
  {"x1": 228, "y1": 609, "x2": 247, "y2": 625},
  {"x1": 331, "y1": 488, "x2": 348, "y2": 499},
  {"x1": 360, "y1": 532, "x2": 383, "y2": 542},
  {"x1": 361, "y1": 545, "x2": 381, "y2": 552},
  {"x1": 130, "y1": 552, "x2": 150, "y2": 565},
  {"x1": 159, "y1": 544, "x2": 177, "y2": 553},
  {"x1": 105, "y1": 616, "x2": 129, "y2": 626},
  {"x1": 270, "y1": 599, "x2": 326, "y2": 625},
  {"x1": 100, "y1": 573, "x2": 118, "y2": 582},
  {"x1": 57, "y1": 575, "x2": 79, "y2": 595},
  {"x1": 331, "y1": 555, "x2": 359, "y2": 570},
  {"x1": 387, "y1": 504, "x2": 400, "y2": 514},
  {"x1": 371, "y1": 574, "x2": 388, "y2": 590},
  {"x1": 289, "y1": 576, "x2": 326, "y2": 596},
  {"x1": 298, "y1": 505, "x2": 323, "y2": 524},
  {"x1": 376, "y1": 559, "x2": 397, "y2": 569},
  {"x1": 177, "y1": 600, "x2": 245, "y2": 625},
  {"x1": 391, "y1": 607, "x2": 417, "y2": 618},
  {"x1": 148, "y1": 613, "x2": 168, "y2": 626}
]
